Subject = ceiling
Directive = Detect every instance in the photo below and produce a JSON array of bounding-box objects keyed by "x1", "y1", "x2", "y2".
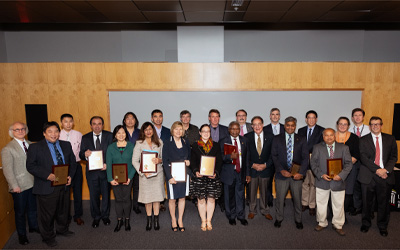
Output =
[{"x1": 1, "y1": 0, "x2": 400, "y2": 29}]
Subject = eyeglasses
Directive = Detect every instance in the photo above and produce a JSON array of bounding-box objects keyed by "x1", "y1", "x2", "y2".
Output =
[
  {"x1": 12, "y1": 128, "x2": 26, "y2": 132},
  {"x1": 370, "y1": 123, "x2": 382, "y2": 127}
]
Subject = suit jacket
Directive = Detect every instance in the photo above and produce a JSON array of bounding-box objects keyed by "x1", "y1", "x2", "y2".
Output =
[
  {"x1": 159, "y1": 126, "x2": 171, "y2": 143},
  {"x1": 244, "y1": 131, "x2": 274, "y2": 178},
  {"x1": 220, "y1": 136, "x2": 249, "y2": 185},
  {"x1": 1, "y1": 139, "x2": 34, "y2": 192},
  {"x1": 26, "y1": 139, "x2": 77, "y2": 195},
  {"x1": 272, "y1": 133, "x2": 309, "y2": 180},
  {"x1": 311, "y1": 142, "x2": 352, "y2": 191},
  {"x1": 79, "y1": 130, "x2": 113, "y2": 175},
  {"x1": 263, "y1": 123, "x2": 285, "y2": 136},
  {"x1": 210, "y1": 124, "x2": 230, "y2": 143},
  {"x1": 358, "y1": 133, "x2": 398, "y2": 185},
  {"x1": 298, "y1": 124, "x2": 325, "y2": 154},
  {"x1": 162, "y1": 137, "x2": 191, "y2": 181},
  {"x1": 242, "y1": 122, "x2": 253, "y2": 135}
]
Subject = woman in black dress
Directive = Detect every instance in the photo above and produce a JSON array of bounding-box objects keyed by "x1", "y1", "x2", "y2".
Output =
[{"x1": 189, "y1": 124, "x2": 222, "y2": 231}]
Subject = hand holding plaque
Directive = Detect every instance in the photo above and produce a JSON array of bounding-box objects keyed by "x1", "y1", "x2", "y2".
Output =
[
  {"x1": 140, "y1": 151, "x2": 158, "y2": 173},
  {"x1": 171, "y1": 162, "x2": 187, "y2": 182},
  {"x1": 88, "y1": 150, "x2": 103, "y2": 171},
  {"x1": 327, "y1": 158, "x2": 343, "y2": 179},
  {"x1": 200, "y1": 156, "x2": 216, "y2": 177},
  {"x1": 51, "y1": 164, "x2": 69, "y2": 187},
  {"x1": 112, "y1": 164, "x2": 128, "y2": 184}
]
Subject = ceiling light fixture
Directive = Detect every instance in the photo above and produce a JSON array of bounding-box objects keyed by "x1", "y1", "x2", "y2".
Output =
[{"x1": 231, "y1": 0, "x2": 244, "y2": 11}]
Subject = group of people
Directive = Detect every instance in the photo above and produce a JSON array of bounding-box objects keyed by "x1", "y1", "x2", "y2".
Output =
[{"x1": 1, "y1": 107, "x2": 397, "y2": 247}]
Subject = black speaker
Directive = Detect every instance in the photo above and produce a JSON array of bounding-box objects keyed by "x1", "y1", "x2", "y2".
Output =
[
  {"x1": 392, "y1": 104, "x2": 400, "y2": 140},
  {"x1": 25, "y1": 104, "x2": 48, "y2": 142}
]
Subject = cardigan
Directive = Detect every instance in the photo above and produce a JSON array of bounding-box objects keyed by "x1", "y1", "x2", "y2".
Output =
[{"x1": 106, "y1": 141, "x2": 136, "y2": 182}]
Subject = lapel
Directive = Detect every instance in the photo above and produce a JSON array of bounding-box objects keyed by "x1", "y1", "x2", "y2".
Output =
[
  {"x1": 89, "y1": 132, "x2": 96, "y2": 150},
  {"x1": 366, "y1": 134, "x2": 376, "y2": 156},
  {"x1": 381, "y1": 133, "x2": 388, "y2": 162},
  {"x1": 321, "y1": 142, "x2": 330, "y2": 159},
  {"x1": 10, "y1": 139, "x2": 26, "y2": 156},
  {"x1": 41, "y1": 140, "x2": 55, "y2": 165},
  {"x1": 280, "y1": 134, "x2": 288, "y2": 159}
]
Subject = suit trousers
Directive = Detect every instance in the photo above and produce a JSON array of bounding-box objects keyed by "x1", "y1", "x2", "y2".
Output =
[
  {"x1": 224, "y1": 171, "x2": 245, "y2": 220},
  {"x1": 275, "y1": 178, "x2": 302, "y2": 223},
  {"x1": 361, "y1": 175, "x2": 392, "y2": 230},
  {"x1": 316, "y1": 188, "x2": 345, "y2": 229},
  {"x1": 302, "y1": 170, "x2": 316, "y2": 208},
  {"x1": 12, "y1": 188, "x2": 38, "y2": 236},
  {"x1": 87, "y1": 171, "x2": 110, "y2": 220},
  {"x1": 113, "y1": 182, "x2": 133, "y2": 219},
  {"x1": 37, "y1": 186, "x2": 70, "y2": 242},
  {"x1": 132, "y1": 173, "x2": 140, "y2": 209},
  {"x1": 71, "y1": 162, "x2": 83, "y2": 219},
  {"x1": 249, "y1": 176, "x2": 270, "y2": 215}
]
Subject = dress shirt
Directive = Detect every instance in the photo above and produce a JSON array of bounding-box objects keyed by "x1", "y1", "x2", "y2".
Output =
[
  {"x1": 272, "y1": 123, "x2": 280, "y2": 135},
  {"x1": 285, "y1": 132, "x2": 295, "y2": 148},
  {"x1": 231, "y1": 136, "x2": 242, "y2": 168},
  {"x1": 307, "y1": 125, "x2": 316, "y2": 141},
  {"x1": 326, "y1": 142, "x2": 335, "y2": 157},
  {"x1": 211, "y1": 125, "x2": 220, "y2": 142},
  {"x1": 14, "y1": 138, "x2": 29, "y2": 153},
  {"x1": 371, "y1": 133, "x2": 384, "y2": 168},
  {"x1": 154, "y1": 126, "x2": 162, "y2": 138},
  {"x1": 93, "y1": 132, "x2": 102, "y2": 147},
  {"x1": 254, "y1": 132, "x2": 264, "y2": 149},
  {"x1": 240, "y1": 124, "x2": 248, "y2": 135},
  {"x1": 349, "y1": 124, "x2": 370, "y2": 137},
  {"x1": 60, "y1": 129, "x2": 82, "y2": 161},
  {"x1": 46, "y1": 140, "x2": 65, "y2": 165}
]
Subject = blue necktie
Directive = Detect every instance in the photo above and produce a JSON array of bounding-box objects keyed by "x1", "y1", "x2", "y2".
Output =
[
  {"x1": 53, "y1": 143, "x2": 64, "y2": 165},
  {"x1": 287, "y1": 135, "x2": 292, "y2": 167}
]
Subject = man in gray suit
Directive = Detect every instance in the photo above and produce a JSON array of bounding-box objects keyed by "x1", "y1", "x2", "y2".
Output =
[
  {"x1": 236, "y1": 109, "x2": 253, "y2": 136},
  {"x1": 311, "y1": 128, "x2": 352, "y2": 236},
  {"x1": 1, "y1": 122, "x2": 39, "y2": 245}
]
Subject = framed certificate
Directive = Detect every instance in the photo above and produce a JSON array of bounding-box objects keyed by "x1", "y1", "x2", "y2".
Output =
[
  {"x1": 88, "y1": 150, "x2": 103, "y2": 171},
  {"x1": 51, "y1": 164, "x2": 69, "y2": 187},
  {"x1": 291, "y1": 162, "x2": 301, "y2": 176},
  {"x1": 112, "y1": 164, "x2": 128, "y2": 184},
  {"x1": 200, "y1": 156, "x2": 216, "y2": 177},
  {"x1": 140, "y1": 151, "x2": 158, "y2": 173},
  {"x1": 327, "y1": 158, "x2": 343, "y2": 178},
  {"x1": 171, "y1": 162, "x2": 186, "y2": 182}
]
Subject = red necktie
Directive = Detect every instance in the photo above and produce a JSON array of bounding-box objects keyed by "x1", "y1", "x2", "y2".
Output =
[
  {"x1": 234, "y1": 138, "x2": 240, "y2": 173},
  {"x1": 356, "y1": 127, "x2": 361, "y2": 137},
  {"x1": 375, "y1": 136, "x2": 380, "y2": 166},
  {"x1": 240, "y1": 126, "x2": 244, "y2": 136},
  {"x1": 328, "y1": 145, "x2": 334, "y2": 159}
]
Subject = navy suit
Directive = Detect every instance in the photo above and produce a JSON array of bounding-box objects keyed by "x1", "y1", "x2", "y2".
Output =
[
  {"x1": 159, "y1": 126, "x2": 171, "y2": 143},
  {"x1": 263, "y1": 123, "x2": 285, "y2": 136},
  {"x1": 298, "y1": 125, "x2": 325, "y2": 154},
  {"x1": 79, "y1": 130, "x2": 113, "y2": 221}
]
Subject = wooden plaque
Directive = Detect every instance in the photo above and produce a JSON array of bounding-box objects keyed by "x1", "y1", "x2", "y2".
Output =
[
  {"x1": 113, "y1": 163, "x2": 128, "y2": 184},
  {"x1": 327, "y1": 158, "x2": 343, "y2": 178},
  {"x1": 51, "y1": 164, "x2": 69, "y2": 186}
]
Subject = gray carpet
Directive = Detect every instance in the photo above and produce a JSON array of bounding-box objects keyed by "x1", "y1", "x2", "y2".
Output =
[{"x1": 3, "y1": 199, "x2": 400, "y2": 249}]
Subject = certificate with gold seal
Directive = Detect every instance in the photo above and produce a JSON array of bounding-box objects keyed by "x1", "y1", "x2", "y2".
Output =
[
  {"x1": 171, "y1": 162, "x2": 187, "y2": 182},
  {"x1": 140, "y1": 150, "x2": 158, "y2": 173},
  {"x1": 112, "y1": 164, "x2": 128, "y2": 184},
  {"x1": 327, "y1": 158, "x2": 343, "y2": 178},
  {"x1": 200, "y1": 156, "x2": 216, "y2": 177},
  {"x1": 51, "y1": 164, "x2": 69, "y2": 187},
  {"x1": 88, "y1": 150, "x2": 103, "y2": 171}
]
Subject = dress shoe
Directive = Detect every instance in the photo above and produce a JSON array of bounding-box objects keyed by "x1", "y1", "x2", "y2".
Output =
[
  {"x1": 264, "y1": 214, "x2": 273, "y2": 220},
  {"x1": 295, "y1": 222, "x2": 303, "y2": 230},
  {"x1": 18, "y1": 235, "x2": 29, "y2": 245},
  {"x1": 314, "y1": 225, "x2": 326, "y2": 232},
  {"x1": 302, "y1": 205, "x2": 309, "y2": 212},
  {"x1": 146, "y1": 216, "x2": 152, "y2": 231},
  {"x1": 56, "y1": 230, "x2": 75, "y2": 237},
  {"x1": 309, "y1": 208, "x2": 316, "y2": 216},
  {"x1": 29, "y1": 228, "x2": 40, "y2": 234},
  {"x1": 333, "y1": 226, "x2": 345, "y2": 236},
  {"x1": 125, "y1": 219, "x2": 131, "y2": 231},
  {"x1": 229, "y1": 219, "x2": 236, "y2": 225},
  {"x1": 239, "y1": 219, "x2": 248, "y2": 226},
  {"x1": 74, "y1": 217, "x2": 84, "y2": 225},
  {"x1": 102, "y1": 218, "x2": 111, "y2": 226},
  {"x1": 154, "y1": 215, "x2": 160, "y2": 230},
  {"x1": 274, "y1": 220, "x2": 282, "y2": 228},
  {"x1": 114, "y1": 219, "x2": 123, "y2": 232},
  {"x1": 133, "y1": 207, "x2": 141, "y2": 214},
  {"x1": 248, "y1": 213, "x2": 255, "y2": 219},
  {"x1": 349, "y1": 209, "x2": 361, "y2": 216},
  {"x1": 44, "y1": 239, "x2": 57, "y2": 247},
  {"x1": 92, "y1": 219, "x2": 100, "y2": 228},
  {"x1": 379, "y1": 229, "x2": 388, "y2": 237},
  {"x1": 360, "y1": 225, "x2": 369, "y2": 233}
]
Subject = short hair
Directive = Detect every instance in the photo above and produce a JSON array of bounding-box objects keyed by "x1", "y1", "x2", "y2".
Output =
[
  {"x1": 122, "y1": 112, "x2": 139, "y2": 129},
  {"x1": 369, "y1": 116, "x2": 383, "y2": 125},
  {"x1": 138, "y1": 122, "x2": 161, "y2": 147},
  {"x1": 170, "y1": 121, "x2": 183, "y2": 136},
  {"x1": 208, "y1": 109, "x2": 220, "y2": 117},
  {"x1": 352, "y1": 108, "x2": 365, "y2": 117},
  {"x1": 90, "y1": 116, "x2": 104, "y2": 125},
  {"x1": 236, "y1": 109, "x2": 247, "y2": 116},
  {"x1": 112, "y1": 125, "x2": 129, "y2": 142},
  {"x1": 8, "y1": 122, "x2": 29, "y2": 138},
  {"x1": 199, "y1": 124, "x2": 210, "y2": 132},
  {"x1": 251, "y1": 116, "x2": 264, "y2": 124},
  {"x1": 180, "y1": 110, "x2": 191, "y2": 118},
  {"x1": 336, "y1": 116, "x2": 350, "y2": 126},
  {"x1": 151, "y1": 109, "x2": 163, "y2": 117},
  {"x1": 43, "y1": 121, "x2": 60, "y2": 133},
  {"x1": 323, "y1": 128, "x2": 336, "y2": 135},
  {"x1": 270, "y1": 108, "x2": 280, "y2": 115},
  {"x1": 60, "y1": 113, "x2": 73, "y2": 122},
  {"x1": 228, "y1": 121, "x2": 240, "y2": 130},
  {"x1": 284, "y1": 116, "x2": 297, "y2": 124},
  {"x1": 305, "y1": 110, "x2": 318, "y2": 118}
]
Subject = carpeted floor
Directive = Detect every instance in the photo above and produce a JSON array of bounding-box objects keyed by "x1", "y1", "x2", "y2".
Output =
[{"x1": 4, "y1": 199, "x2": 400, "y2": 249}]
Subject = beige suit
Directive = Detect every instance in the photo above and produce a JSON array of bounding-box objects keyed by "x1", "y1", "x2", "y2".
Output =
[{"x1": 1, "y1": 139, "x2": 34, "y2": 192}]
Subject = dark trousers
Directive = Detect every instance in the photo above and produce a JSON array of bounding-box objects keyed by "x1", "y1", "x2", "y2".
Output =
[
  {"x1": 86, "y1": 171, "x2": 110, "y2": 220},
  {"x1": 132, "y1": 173, "x2": 140, "y2": 209},
  {"x1": 12, "y1": 188, "x2": 38, "y2": 236},
  {"x1": 353, "y1": 180, "x2": 363, "y2": 211},
  {"x1": 113, "y1": 182, "x2": 133, "y2": 219},
  {"x1": 224, "y1": 171, "x2": 245, "y2": 220},
  {"x1": 71, "y1": 162, "x2": 83, "y2": 219},
  {"x1": 37, "y1": 186, "x2": 70, "y2": 242},
  {"x1": 361, "y1": 175, "x2": 392, "y2": 230}
]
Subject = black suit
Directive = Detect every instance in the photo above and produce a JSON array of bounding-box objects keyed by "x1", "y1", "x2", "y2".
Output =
[
  {"x1": 263, "y1": 123, "x2": 285, "y2": 136},
  {"x1": 158, "y1": 126, "x2": 171, "y2": 143},
  {"x1": 79, "y1": 130, "x2": 113, "y2": 221},
  {"x1": 26, "y1": 139, "x2": 77, "y2": 243},
  {"x1": 358, "y1": 133, "x2": 398, "y2": 230}
]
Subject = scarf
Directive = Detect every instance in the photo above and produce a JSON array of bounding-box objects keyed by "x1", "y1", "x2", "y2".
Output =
[{"x1": 197, "y1": 138, "x2": 213, "y2": 153}]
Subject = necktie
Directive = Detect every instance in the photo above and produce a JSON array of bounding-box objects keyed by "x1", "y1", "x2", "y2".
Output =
[
  {"x1": 356, "y1": 127, "x2": 361, "y2": 137},
  {"x1": 95, "y1": 135, "x2": 101, "y2": 150},
  {"x1": 257, "y1": 135, "x2": 262, "y2": 156},
  {"x1": 375, "y1": 136, "x2": 380, "y2": 166},
  {"x1": 240, "y1": 126, "x2": 244, "y2": 136},
  {"x1": 273, "y1": 126, "x2": 278, "y2": 135},
  {"x1": 328, "y1": 145, "x2": 334, "y2": 159},
  {"x1": 22, "y1": 141, "x2": 28, "y2": 154},
  {"x1": 53, "y1": 143, "x2": 64, "y2": 165},
  {"x1": 234, "y1": 138, "x2": 240, "y2": 173},
  {"x1": 287, "y1": 135, "x2": 292, "y2": 167},
  {"x1": 308, "y1": 128, "x2": 312, "y2": 141}
]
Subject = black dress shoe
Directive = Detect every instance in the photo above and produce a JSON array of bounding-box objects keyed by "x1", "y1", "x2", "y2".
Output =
[
  {"x1": 44, "y1": 239, "x2": 57, "y2": 247},
  {"x1": 349, "y1": 209, "x2": 361, "y2": 216},
  {"x1": 295, "y1": 222, "x2": 303, "y2": 230},
  {"x1": 379, "y1": 229, "x2": 388, "y2": 237},
  {"x1": 92, "y1": 219, "x2": 100, "y2": 228},
  {"x1": 29, "y1": 228, "x2": 40, "y2": 234},
  {"x1": 102, "y1": 218, "x2": 111, "y2": 226},
  {"x1": 360, "y1": 225, "x2": 369, "y2": 233},
  {"x1": 18, "y1": 235, "x2": 29, "y2": 245},
  {"x1": 56, "y1": 230, "x2": 75, "y2": 237},
  {"x1": 229, "y1": 219, "x2": 236, "y2": 225},
  {"x1": 274, "y1": 220, "x2": 282, "y2": 228},
  {"x1": 238, "y1": 219, "x2": 248, "y2": 226}
]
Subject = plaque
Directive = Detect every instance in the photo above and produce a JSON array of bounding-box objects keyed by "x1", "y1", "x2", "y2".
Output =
[
  {"x1": 112, "y1": 164, "x2": 128, "y2": 184},
  {"x1": 51, "y1": 164, "x2": 69, "y2": 187},
  {"x1": 171, "y1": 162, "x2": 187, "y2": 182},
  {"x1": 327, "y1": 158, "x2": 343, "y2": 178},
  {"x1": 140, "y1": 150, "x2": 158, "y2": 173},
  {"x1": 88, "y1": 150, "x2": 103, "y2": 171},
  {"x1": 291, "y1": 162, "x2": 301, "y2": 176},
  {"x1": 200, "y1": 156, "x2": 216, "y2": 177}
]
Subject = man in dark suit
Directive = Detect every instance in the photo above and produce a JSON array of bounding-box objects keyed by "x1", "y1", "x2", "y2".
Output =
[
  {"x1": 79, "y1": 116, "x2": 113, "y2": 229},
  {"x1": 263, "y1": 108, "x2": 284, "y2": 136},
  {"x1": 245, "y1": 116, "x2": 274, "y2": 220},
  {"x1": 272, "y1": 116, "x2": 309, "y2": 229},
  {"x1": 220, "y1": 122, "x2": 250, "y2": 226},
  {"x1": 236, "y1": 109, "x2": 253, "y2": 136},
  {"x1": 151, "y1": 109, "x2": 171, "y2": 143},
  {"x1": 26, "y1": 121, "x2": 77, "y2": 247},
  {"x1": 298, "y1": 110, "x2": 324, "y2": 216},
  {"x1": 358, "y1": 116, "x2": 398, "y2": 237}
]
